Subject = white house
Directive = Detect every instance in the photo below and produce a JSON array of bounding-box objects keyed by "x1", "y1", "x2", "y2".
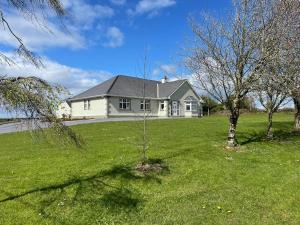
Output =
[
  {"x1": 56, "y1": 101, "x2": 71, "y2": 119},
  {"x1": 62, "y1": 75, "x2": 203, "y2": 119}
]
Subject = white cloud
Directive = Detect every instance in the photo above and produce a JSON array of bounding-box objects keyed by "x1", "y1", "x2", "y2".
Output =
[
  {"x1": 0, "y1": 12, "x2": 84, "y2": 50},
  {"x1": 128, "y1": 0, "x2": 176, "y2": 17},
  {"x1": 160, "y1": 64, "x2": 177, "y2": 74},
  {"x1": 153, "y1": 64, "x2": 177, "y2": 76},
  {"x1": 103, "y1": 26, "x2": 124, "y2": 48},
  {"x1": 0, "y1": 54, "x2": 112, "y2": 95},
  {"x1": 62, "y1": 0, "x2": 114, "y2": 30},
  {"x1": 0, "y1": 0, "x2": 116, "y2": 51},
  {"x1": 110, "y1": 0, "x2": 127, "y2": 6}
]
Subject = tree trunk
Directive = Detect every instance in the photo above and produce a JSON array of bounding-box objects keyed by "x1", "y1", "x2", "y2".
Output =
[
  {"x1": 294, "y1": 98, "x2": 300, "y2": 133},
  {"x1": 207, "y1": 107, "x2": 210, "y2": 116},
  {"x1": 227, "y1": 98, "x2": 240, "y2": 147},
  {"x1": 267, "y1": 111, "x2": 273, "y2": 139}
]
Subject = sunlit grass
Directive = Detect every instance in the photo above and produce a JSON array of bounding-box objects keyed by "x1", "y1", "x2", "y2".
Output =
[{"x1": 0, "y1": 113, "x2": 299, "y2": 224}]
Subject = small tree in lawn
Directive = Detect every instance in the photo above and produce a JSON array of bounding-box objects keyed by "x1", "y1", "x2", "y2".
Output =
[
  {"x1": 134, "y1": 49, "x2": 152, "y2": 169},
  {"x1": 185, "y1": 0, "x2": 275, "y2": 147},
  {"x1": 135, "y1": 52, "x2": 167, "y2": 173},
  {"x1": 140, "y1": 53, "x2": 149, "y2": 164}
]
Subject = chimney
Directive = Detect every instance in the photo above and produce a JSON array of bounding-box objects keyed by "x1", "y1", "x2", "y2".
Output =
[{"x1": 161, "y1": 75, "x2": 168, "y2": 84}]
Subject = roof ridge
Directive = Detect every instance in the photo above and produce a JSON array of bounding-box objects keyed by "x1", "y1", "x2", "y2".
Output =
[
  {"x1": 116, "y1": 74, "x2": 160, "y2": 83},
  {"x1": 106, "y1": 75, "x2": 119, "y2": 95},
  {"x1": 159, "y1": 79, "x2": 186, "y2": 84}
]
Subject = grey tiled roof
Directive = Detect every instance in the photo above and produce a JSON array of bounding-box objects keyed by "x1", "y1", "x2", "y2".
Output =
[
  {"x1": 158, "y1": 80, "x2": 186, "y2": 98},
  {"x1": 71, "y1": 76, "x2": 117, "y2": 100},
  {"x1": 70, "y1": 75, "x2": 187, "y2": 100}
]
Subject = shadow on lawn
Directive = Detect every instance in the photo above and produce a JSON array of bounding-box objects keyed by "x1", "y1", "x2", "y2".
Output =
[
  {"x1": 0, "y1": 162, "x2": 168, "y2": 223},
  {"x1": 238, "y1": 122, "x2": 299, "y2": 146}
]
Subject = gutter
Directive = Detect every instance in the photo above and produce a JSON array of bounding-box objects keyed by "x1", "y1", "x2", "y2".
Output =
[{"x1": 70, "y1": 94, "x2": 168, "y2": 102}]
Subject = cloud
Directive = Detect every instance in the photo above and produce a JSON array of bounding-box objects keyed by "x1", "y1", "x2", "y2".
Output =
[
  {"x1": 62, "y1": 0, "x2": 114, "y2": 30},
  {"x1": 103, "y1": 26, "x2": 124, "y2": 48},
  {"x1": 153, "y1": 64, "x2": 177, "y2": 76},
  {"x1": 128, "y1": 0, "x2": 176, "y2": 17},
  {"x1": 0, "y1": 54, "x2": 113, "y2": 95},
  {"x1": 0, "y1": 0, "x2": 116, "y2": 51},
  {"x1": 160, "y1": 64, "x2": 177, "y2": 74},
  {"x1": 0, "y1": 12, "x2": 84, "y2": 50},
  {"x1": 110, "y1": 0, "x2": 127, "y2": 6}
]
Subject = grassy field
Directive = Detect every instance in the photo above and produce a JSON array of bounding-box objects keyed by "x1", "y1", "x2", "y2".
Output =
[{"x1": 0, "y1": 113, "x2": 299, "y2": 225}]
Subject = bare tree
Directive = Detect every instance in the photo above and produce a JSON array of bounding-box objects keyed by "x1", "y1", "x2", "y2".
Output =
[
  {"x1": 254, "y1": 75, "x2": 289, "y2": 138},
  {"x1": 141, "y1": 53, "x2": 149, "y2": 164},
  {"x1": 185, "y1": 0, "x2": 275, "y2": 147},
  {"x1": 0, "y1": 1, "x2": 83, "y2": 147},
  {"x1": 272, "y1": 0, "x2": 300, "y2": 132}
]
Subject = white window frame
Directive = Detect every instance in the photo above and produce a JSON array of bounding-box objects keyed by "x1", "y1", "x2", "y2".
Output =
[
  {"x1": 84, "y1": 100, "x2": 91, "y2": 110},
  {"x1": 160, "y1": 101, "x2": 165, "y2": 111},
  {"x1": 185, "y1": 101, "x2": 197, "y2": 112},
  {"x1": 119, "y1": 98, "x2": 131, "y2": 110},
  {"x1": 185, "y1": 102, "x2": 192, "y2": 111},
  {"x1": 140, "y1": 99, "x2": 151, "y2": 111}
]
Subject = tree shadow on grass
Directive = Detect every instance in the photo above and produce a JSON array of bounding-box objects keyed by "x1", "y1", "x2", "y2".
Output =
[
  {"x1": 0, "y1": 163, "x2": 166, "y2": 223},
  {"x1": 239, "y1": 122, "x2": 300, "y2": 146}
]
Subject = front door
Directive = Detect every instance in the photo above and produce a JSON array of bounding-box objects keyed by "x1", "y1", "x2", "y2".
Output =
[{"x1": 172, "y1": 101, "x2": 179, "y2": 116}]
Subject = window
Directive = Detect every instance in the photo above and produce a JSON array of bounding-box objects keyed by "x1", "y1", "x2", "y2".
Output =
[
  {"x1": 84, "y1": 100, "x2": 90, "y2": 110},
  {"x1": 185, "y1": 96, "x2": 198, "y2": 112},
  {"x1": 119, "y1": 98, "x2": 131, "y2": 110},
  {"x1": 186, "y1": 102, "x2": 191, "y2": 111},
  {"x1": 160, "y1": 101, "x2": 165, "y2": 111},
  {"x1": 185, "y1": 101, "x2": 198, "y2": 112},
  {"x1": 140, "y1": 99, "x2": 151, "y2": 110}
]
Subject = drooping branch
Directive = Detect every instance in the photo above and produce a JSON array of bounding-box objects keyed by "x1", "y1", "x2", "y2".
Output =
[
  {"x1": 0, "y1": 0, "x2": 66, "y2": 66},
  {"x1": 0, "y1": 75, "x2": 84, "y2": 147}
]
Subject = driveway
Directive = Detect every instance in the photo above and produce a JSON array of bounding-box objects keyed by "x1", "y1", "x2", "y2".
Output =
[{"x1": 0, "y1": 117, "x2": 171, "y2": 134}]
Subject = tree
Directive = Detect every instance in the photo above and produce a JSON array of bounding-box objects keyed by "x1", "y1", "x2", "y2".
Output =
[
  {"x1": 200, "y1": 95, "x2": 218, "y2": 116},
  {"x1": 224, "y1": 95, "x2": 256, "y2": 112},
  {"x1": 140, "y1": 53, "x2": 149, "y2": 164},
  {"x1": 272, "y1": 0, "x2": 300, "y2": 132},
  {"x1": 185, "y1": 0, "x2": 274, "y2": 147},
  {"x1": 0, "y1": 1, "x2": 82, "y2": 147},
  {"x1": 254, "y1": 75, "x2": 289, "y2": 138}
]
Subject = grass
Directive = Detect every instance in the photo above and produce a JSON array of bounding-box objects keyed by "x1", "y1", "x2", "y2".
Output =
[{"x1": 0, "y1": 113, "x2": 299, "y2": 225}]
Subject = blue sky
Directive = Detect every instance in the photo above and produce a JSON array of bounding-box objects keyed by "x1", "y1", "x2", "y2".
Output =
[
  {"x1": 45, "y1": 0, "x2": 233, "y2": 77},
  {"x1": 0, "y1": 0, "x2": 232, "y2": 94},
  {"x1": 0, "y1": 0, "x2": 234, "y2": 117}
]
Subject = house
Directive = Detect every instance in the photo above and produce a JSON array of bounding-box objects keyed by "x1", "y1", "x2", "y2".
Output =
[
  {"x1": 64, "y1": 75, "x2": 203, "y2": 119},
  {"x1": 56, "y1": 101, "x2": 71, "y2": 119}
]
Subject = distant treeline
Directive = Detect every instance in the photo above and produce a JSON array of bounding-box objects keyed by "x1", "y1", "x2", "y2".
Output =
[
  {"x1": 201, "y1": 95, "x2": 294, "y2": 116},
  {"x1": 0, "y1": 118, "x2": 21, "y2": 124}
]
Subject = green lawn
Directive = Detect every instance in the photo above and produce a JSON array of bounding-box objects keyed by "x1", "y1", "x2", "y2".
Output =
[{"x1": 0, "y1": 113, "x2": 299, "y2": 225}]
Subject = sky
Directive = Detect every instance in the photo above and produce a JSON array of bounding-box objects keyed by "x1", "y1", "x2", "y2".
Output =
[{"x1": 0, "y1": 0, "x2": 234, "y2": 117}]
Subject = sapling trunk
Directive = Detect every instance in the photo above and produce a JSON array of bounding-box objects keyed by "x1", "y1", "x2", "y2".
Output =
[{"x1": 142, "y1": 98, "x2": 147, "y2": 164}]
